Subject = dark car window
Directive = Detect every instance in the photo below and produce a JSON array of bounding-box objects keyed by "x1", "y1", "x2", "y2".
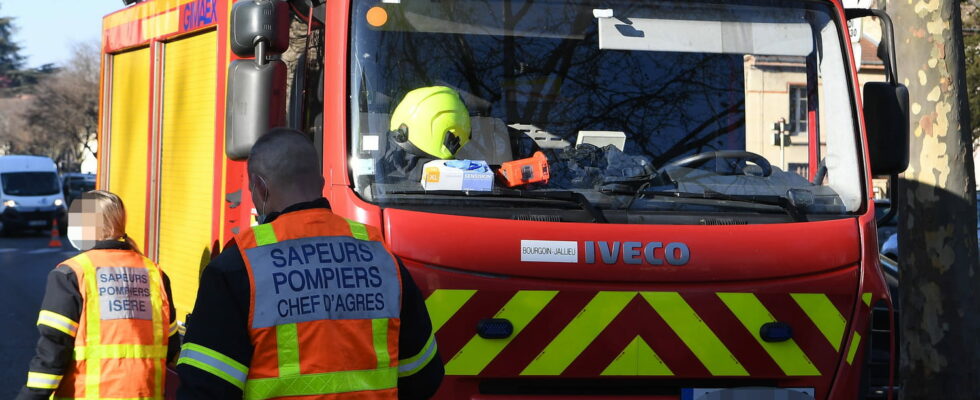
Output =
[
  {"x1": 68, "y1": 179, "x2": 95, "y2": 191},
  {"x1": 2, "y1": 172, "x2": 61, "y2": 196}
]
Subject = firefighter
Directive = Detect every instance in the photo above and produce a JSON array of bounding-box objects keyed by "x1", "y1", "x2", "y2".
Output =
[
  {"x1": 176, "y1": 128, "x2": 444, "y2": 399},
  {"x1": 375, "y1": 86, "x2": 471, "y2": 185},
  {"x1": 16, "y1": 190, "x2": 179, "y2": 400}
]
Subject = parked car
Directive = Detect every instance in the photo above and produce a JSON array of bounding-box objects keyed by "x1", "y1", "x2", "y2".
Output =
[
  {"x1": 881, "y1": 233, "x2": 898, "y2": 260},
  {"x1": 61, "y1": 172, "x2": 96, "y2": 207},
  {"x1": 875, "y1": 198, "x2": 897, "y2": 254},
  {"x1": 0, "y1": 155, "x2": 67, "y2": 234}
]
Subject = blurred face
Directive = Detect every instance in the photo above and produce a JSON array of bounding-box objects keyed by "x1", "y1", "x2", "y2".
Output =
[{"x1": 67, "y1": 197, "x2": 100, "y2": 251}]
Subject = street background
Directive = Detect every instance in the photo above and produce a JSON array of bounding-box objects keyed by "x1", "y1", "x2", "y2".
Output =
[{"x1": 0, "y1": 232, "x2": 76, "y2": 397}]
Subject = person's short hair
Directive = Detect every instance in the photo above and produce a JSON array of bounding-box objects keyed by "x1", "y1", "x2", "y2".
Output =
[
  {"x1": 250, "y1": 127, "x2": 314, "y2": 156},
  {"x1": 247, "y1": 127, "x2": 322, "y2": 190}
]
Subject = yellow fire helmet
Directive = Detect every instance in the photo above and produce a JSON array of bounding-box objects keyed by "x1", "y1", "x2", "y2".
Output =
[{"x1": 389, "y1": 86, "x2": 471, "y2": 159}]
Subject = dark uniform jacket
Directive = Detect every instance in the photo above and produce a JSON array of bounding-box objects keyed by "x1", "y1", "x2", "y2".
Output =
[
  {"x1": 16, "y1": 241, "x2": 179, "y2": 400},
  {"x1": 176, "y1": 198, "x2": 444, "y2": 399}
]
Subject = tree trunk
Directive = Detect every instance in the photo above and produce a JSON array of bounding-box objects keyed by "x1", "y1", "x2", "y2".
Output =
[{"x1": 890, "y1": 0, "x2": 980, "y2": 397}]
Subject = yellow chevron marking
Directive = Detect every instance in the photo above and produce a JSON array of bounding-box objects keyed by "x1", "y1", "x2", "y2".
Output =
[
  {"x1": 425, "y1": 289, "x2": 476, "y2": 333},
  {"x1": 846, "y1": 331, "x2": 862, "y2": 365},
  {"x1": 601, "y1": 335, "x2": 673, "y2": 376},
  {"x1": 718, "y1": 293, "x2": 820, "y2": 376},
  {"x1": 445, "y1": 291, "x2": 557, "y2": 375},
  {"x1": 521, "y1": 291, "x2": 635, "y2": 375},
  {"x1": 862, "y1": 293, "x2": 873, "y2": 307},
  {"x1": 791, "y1": 293, "x2": 846, "y2": 352},
  {"x1": 642, "y1": 292, "x2": 748, "y2": 376}
]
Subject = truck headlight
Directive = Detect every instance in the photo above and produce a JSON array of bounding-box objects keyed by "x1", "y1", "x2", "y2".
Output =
[
  {"x1": 53, "y1": 198, "x2": 63, "y2": 207},
  {"x1": 2, "y1": 199, "x2": 15, "y2": 208}
]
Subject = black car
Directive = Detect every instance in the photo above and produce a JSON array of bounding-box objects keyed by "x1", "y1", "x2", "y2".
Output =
[{"x1": 61, "y1": 173, "x2": 96, "y2": 207}]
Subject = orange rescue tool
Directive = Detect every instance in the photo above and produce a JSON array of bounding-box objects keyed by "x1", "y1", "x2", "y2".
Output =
[{"x1": 498, "y1": 151, "x2": 550, "y2": 187}]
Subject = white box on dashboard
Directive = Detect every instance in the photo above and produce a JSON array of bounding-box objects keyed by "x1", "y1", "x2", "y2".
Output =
[
  {"x1": 420, "y1": 160, "x2": 494, "y2": 191},
  {"x1": 576, "y1": 130, "x2": 626, "y2": 150}
]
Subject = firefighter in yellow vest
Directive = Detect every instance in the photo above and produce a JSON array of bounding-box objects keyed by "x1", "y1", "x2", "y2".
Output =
[
  {"x1": 17, "y1": 190, "x2": 179, "y2": 400},
  {"x1": 176, "y1": 128, "x2": 444, "y2": 399}
]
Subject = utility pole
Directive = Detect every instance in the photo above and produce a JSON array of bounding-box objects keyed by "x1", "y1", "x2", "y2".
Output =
[{"x1": 889, "y1": 0, "x2": 980, "y2": 397}]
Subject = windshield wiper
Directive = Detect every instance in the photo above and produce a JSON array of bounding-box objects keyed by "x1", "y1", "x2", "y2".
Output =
[
  {"x1": 384, "y1": 189, "x2": 608, "y2": 223},
  {"x1": 515, "y1": 190, "x2": 608, "y2": 223},
  {"x1": 641, "y1": 190, "x2": 808, "y2": 222}
]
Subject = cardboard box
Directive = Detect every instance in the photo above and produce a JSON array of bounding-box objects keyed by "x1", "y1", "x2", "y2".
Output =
[{"x1": 421, "y1": 160, "x2": 494, "y2": 191}]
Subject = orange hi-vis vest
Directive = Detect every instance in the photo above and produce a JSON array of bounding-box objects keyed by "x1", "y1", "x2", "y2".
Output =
[
  {"x1": 223, "y1": 209, "x2": 401, "y2": 399},
  {"x1": 47, "y1": 249, "x2": 172, "y2": 399}
]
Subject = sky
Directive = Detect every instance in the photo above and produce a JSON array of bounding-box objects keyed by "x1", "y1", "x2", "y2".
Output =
[{"x1": 2, "y1": 1, "x2": 121, "y2": 68}]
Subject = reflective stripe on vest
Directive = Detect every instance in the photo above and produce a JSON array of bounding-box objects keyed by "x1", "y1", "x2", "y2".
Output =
[
  {"x1": 74, "y1": 253, "x2": 168, "y2": 399},
  {"x1": 37, "y1": 310, "x2": 79, "y2": 337},
  {"x1": 244, "y1": 367, "x2": 397, "y2": 400},
  {"x1": 26, "y1": 371, "x2": 63, "y2": 390},
  {"x1": 74, "y1": 344, "x2": 168, "y2": 360},
  {"x1": 398, "y1": 332, "x2": 438, "y2": 378},
  {"x1": 241, "y1": 218, "x2": 398, "y2": 399},
  {"x1": 177, "y1": 343, "x2": 249, "y2": 389}
]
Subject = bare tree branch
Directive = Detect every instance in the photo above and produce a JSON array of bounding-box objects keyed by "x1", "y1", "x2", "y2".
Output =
[{"x1": 11, "y1": 40, "x2": 99, "y2": 171}]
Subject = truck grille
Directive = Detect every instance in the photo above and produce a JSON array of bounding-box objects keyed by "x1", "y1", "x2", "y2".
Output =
[{"x1": 512, "y1": 214, "x2": 561, "y2": 222}]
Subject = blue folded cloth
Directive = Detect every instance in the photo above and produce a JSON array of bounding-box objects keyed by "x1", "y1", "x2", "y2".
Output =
[{"x1": 445, "y1": 160, "x2": 490, "y2": 173}]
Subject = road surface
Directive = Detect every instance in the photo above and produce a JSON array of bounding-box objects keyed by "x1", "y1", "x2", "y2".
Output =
[{"x1": 0, "y1": 231, "x2": 78, "y2": 398}]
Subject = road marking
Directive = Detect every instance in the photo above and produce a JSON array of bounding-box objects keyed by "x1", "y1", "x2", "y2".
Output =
[
  {"x1": 0, "y1": 248, "x2": 17, "y2": 253},
  {"x1": 27, "y1": 248, "x2": 62, "y2": 254}
]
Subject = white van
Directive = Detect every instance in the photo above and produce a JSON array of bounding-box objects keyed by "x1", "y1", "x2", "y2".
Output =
[{"x1": 0, "y1": 155, "x2": 66, "y2": 234}]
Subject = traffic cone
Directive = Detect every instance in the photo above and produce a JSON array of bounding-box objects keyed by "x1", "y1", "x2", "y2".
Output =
[{"x1": 48, "y1": 219, "x2": 62, "y2": 247}]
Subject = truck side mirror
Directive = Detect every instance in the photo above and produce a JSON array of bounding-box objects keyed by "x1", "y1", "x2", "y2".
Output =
[
  {"x1": 864, "y1": 82, "x2": 909, "y2": 175},
  {"x1": 225, "y1": 0, "x2": 289, "y2": 160},
  {"x1": 230, "y1": 0, "x2": 289, "y2": 57},
  {"x1": 226, "y1": 60, "x2": 287, "y2": 160},
  {"x1": 845, "y1": 8, "x2": 909, "y2": 176}
]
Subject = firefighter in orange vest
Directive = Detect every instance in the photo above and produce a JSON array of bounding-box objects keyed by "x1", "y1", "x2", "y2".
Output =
[
  {"x1": 16, "y1": 190, "x2": 179, "y2": 400},
  {"x1": 176, "y1": 128, "x2": 444, "y2": 399}
]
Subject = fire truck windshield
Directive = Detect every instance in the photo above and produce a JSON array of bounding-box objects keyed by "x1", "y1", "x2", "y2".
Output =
[{"x1": 348, "y1": 0, "x2": 865, "y2": 223}]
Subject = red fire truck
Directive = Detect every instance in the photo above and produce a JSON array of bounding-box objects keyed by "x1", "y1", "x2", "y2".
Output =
[{"x1": 98, "y1": 0, "x2": 908, "y2": 398}]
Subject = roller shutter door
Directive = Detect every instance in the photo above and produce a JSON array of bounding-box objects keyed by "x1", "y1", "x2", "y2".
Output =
[
  {"x1": 107, "y1": 48, "x2": 150, "y2": 251},
  {"x1": 158, "y1": 31, "x2": 217, "y2": 321}
]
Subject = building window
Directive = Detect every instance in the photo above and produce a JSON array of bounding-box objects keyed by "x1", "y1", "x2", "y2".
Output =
[
  {"x1": 789, "y1": 85, "x2": 808, "y2": 134},
  {"x1": 788, "y1": 162, "x2": 809, "y2": 178}
]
